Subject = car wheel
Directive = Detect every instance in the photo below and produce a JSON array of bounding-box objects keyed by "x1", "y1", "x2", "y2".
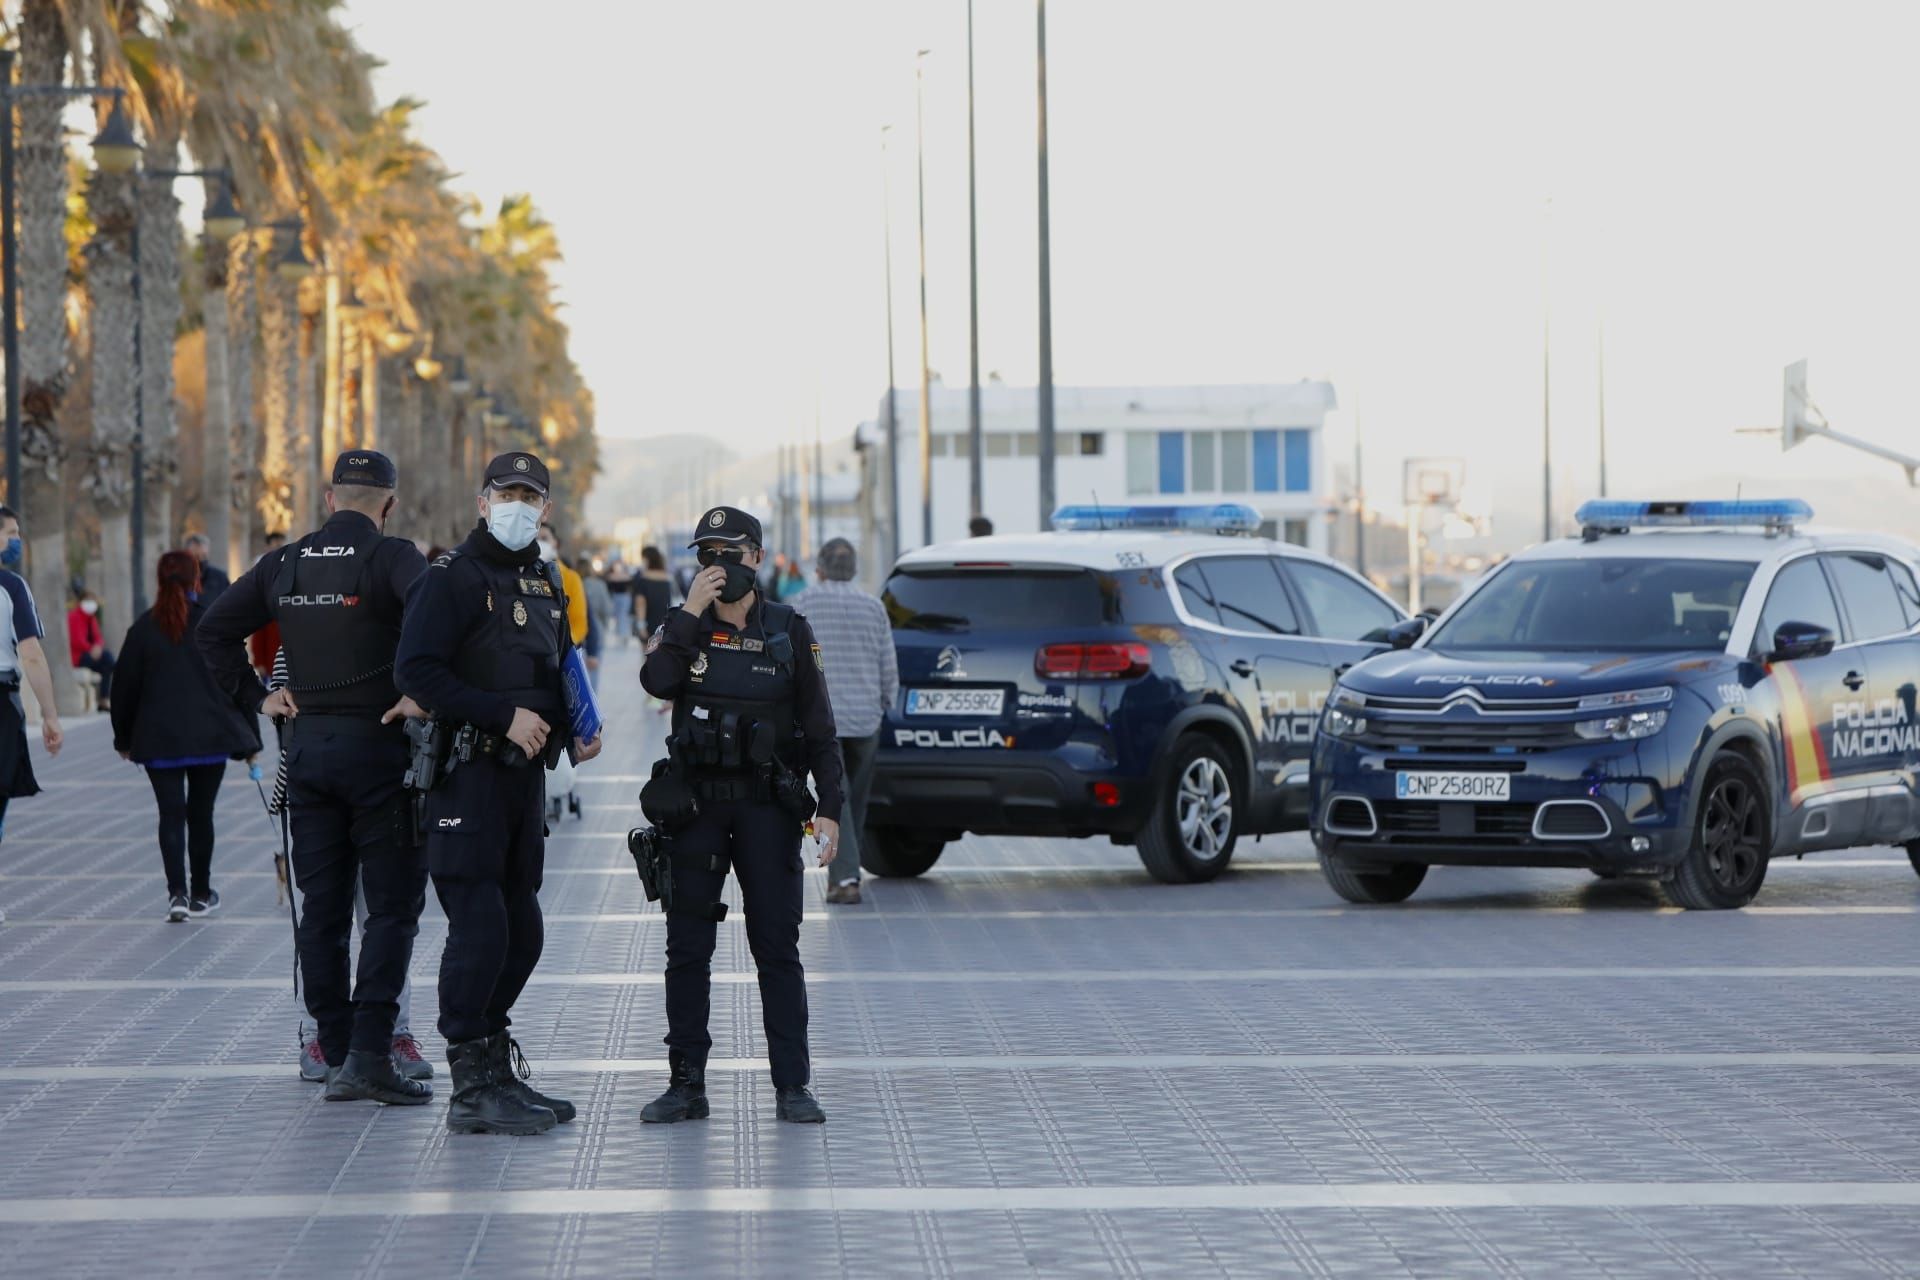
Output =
[
  {"x1": 1316, "y1": 849, "x2": 1428, "y2": 904},
  {"x1": 1136, "y1": 735, "x2": 1240, "y2": 884},
  {"x1": 861, "y1": 827, "x2": 946, "y2": 878},
  {"x1": 1665, "y1": 754, "x2": 1770, "y2": 910}
]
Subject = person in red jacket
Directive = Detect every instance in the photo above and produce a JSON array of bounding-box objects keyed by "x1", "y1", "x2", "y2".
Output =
[{"x1": 67, "y1": 590, "x2": 114, "y2": 711}]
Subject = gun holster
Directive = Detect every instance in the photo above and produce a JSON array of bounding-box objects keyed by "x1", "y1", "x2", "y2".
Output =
[{"x1": 629, "y1": 760, "x2": 727, "y2": 922}]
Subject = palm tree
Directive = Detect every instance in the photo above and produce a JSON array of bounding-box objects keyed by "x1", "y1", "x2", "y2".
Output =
[
  {"x1": 81, "y1": 147, "x2": 140, "y2": 626},
  {"x1": 223, "y1": 228, "x2": 255, "y2": 560}
]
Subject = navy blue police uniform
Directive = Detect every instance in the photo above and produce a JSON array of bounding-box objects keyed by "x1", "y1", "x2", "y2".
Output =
[
  {"x1": 198, "y1": 451, "x2": 430, "y2": 1099},
  {"x1": 639, "y1": 506, "x2": 845, "y2": 1123},
  {"x1": 393, "y1": 451, "x2": 580, "y2": 1133}
]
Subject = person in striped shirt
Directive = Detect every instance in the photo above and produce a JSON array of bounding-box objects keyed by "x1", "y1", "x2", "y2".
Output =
[{"x1": 790, "y1": 538, "x2": 897, "y2": 905}]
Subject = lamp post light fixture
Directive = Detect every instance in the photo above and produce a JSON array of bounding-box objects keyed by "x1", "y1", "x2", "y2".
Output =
[
  {"x1": 446, "y1": 356, "x2": 472, "y2": 397},
  {"x1": 267, "y1": 218, "x2": 316, "y2": 281},
  {"x1": 337, "y1": 284, "x2": 367, "y2": 320},
  {"x1": 0, "y1": 57, "x2": 139, "y2": 508},
  {"x1": 413, "y1": 333, "x2": 443, "y2": 382},
  {"x1": 381, "y1": 326, "x2": 416, "y2": 356}
]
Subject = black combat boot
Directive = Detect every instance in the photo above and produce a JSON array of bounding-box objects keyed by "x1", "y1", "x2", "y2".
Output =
[
  {"x1": 327, "y1": 1048, "x2": 434, "y2": 1105},
  {"x1": 445, "y1": 1038, "x2": 557, "y2": 1135},
  {"x1": 640, "y1": 1052, "x2": 708, "y2": 1124},
  {"x1": 775, "y1": 1085, "x2": 826, "y2": 1124},
  {"x1": 492, "y1": 1033, "x2": 575, "y2": 1123}
]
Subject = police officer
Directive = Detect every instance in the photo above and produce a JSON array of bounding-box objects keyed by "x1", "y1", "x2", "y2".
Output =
[
  {"x1": 198, "y1": 451, "x2": 432, "y2": 1106},
  {"x1": 394, "y1": 451, "x2": 603, "y2": 1135},
  {"x1": 639, "y1": 506, "x2": 844, "y2": 1125}
]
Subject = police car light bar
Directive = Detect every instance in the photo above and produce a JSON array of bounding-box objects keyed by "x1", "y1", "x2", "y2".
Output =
[
  {"x1": 1051, "y1": 503, "x2": 1263, "y2": 535},
  {"x1": 1574, "y1": 499, "x2": 1813, "y2": 539}
]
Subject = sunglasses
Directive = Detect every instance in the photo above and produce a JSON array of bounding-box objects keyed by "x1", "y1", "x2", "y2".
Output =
[{"x1": 696, "y1": 547, "x2": 752, "y2": 567}]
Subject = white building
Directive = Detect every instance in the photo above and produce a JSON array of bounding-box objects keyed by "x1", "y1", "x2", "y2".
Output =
[{"x1": 853, "y1": 382, "x2": 1338, "y2": 564}]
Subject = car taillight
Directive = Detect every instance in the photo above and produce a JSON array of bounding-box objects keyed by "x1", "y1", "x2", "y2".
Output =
[{"x1": 1034, "y1": 642, "x2": 1151, "y2": 680}]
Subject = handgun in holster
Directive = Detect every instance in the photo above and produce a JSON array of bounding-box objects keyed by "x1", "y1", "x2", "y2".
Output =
[{"x1": 626, "y1": 756, "x2": 728, "y2": 922}]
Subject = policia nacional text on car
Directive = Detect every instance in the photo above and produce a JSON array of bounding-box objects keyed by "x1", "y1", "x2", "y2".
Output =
[
  {"x1": 394, "y1": 451, "x2": 604, "y2": 1135},
  {"x1": 199, "y1": 451, "x2": 433, "y2": 1107},
  {"x1": 638, "y1": 506, "x2": 844, "y2": 1124}
]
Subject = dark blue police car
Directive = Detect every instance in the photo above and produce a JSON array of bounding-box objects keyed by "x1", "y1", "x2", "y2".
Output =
[
  {"x1": 1312, "y1": 500, "x2": 1920, "y2": 909},
  {"x1": 863, "y1": 504, "x2": 1406, "y2": 883}
]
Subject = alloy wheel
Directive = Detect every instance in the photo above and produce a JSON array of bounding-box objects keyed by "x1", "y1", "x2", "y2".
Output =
[
  {"x1": 1176, "y1": 756, "x2": 1233, "y2": 862},
  {"x1": 1701, "y1": 775, "x2": 1762, "y2": 889}
]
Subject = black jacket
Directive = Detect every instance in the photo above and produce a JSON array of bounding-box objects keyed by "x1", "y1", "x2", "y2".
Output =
[{"x1": 113, "y1": 603, "x2": 262, "y2": 764}]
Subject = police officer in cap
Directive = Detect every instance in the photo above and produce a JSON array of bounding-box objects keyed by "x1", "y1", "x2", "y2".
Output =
[
  {"x1": 639, "y1": 505, "x2": 844, "y2": 1124},
  {"x1": 199, "y1": 450, "x2": 432, "y2": 1105},
  {"x1": 394, "y1": 451, "x2": 603, "y2": 1135}
]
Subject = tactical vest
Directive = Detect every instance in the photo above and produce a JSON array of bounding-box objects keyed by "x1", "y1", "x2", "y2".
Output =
[
  {"x1": 447, "y1": 553, "x2": 567, "y2": 717},
  {"x1": 669, "y1": 600, "x2": 803, "y2": 774},
  {"x1": 269, "y1": 522, "x2": 402, "y2": 718}
]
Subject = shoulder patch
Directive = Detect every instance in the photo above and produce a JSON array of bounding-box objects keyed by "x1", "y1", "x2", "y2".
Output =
[
  {"x1": 812, "y1": 643, "x2": 824, "y2": 672},
  {"x1": 644, "y1": 625, "x2": 664, "y2": 654},
  {"x1": 430, "y1": 550, "x2": 460, "y2": 569}
]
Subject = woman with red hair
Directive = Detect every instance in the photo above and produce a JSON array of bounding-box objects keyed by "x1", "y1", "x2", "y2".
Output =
[{"x1": 111, "y1": 551, "x2": 261, "y2": 921}]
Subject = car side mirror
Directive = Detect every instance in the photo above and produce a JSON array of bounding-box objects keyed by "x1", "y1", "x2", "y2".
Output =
[
  {"x1": 1768, "y1": 621, "x2": 1835, "y2": 663},
  {"x1": 1386, "y1": 616, "x2": 1428, "y2": 650}
]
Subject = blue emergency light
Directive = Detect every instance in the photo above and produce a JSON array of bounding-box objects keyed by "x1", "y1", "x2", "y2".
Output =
[
  {"x1": 1051, "y1": 503, "x2": 1263, "y2": 534},
  {"x1": 1574, "y1": 499, "x2": 1812, "y2": 537}
]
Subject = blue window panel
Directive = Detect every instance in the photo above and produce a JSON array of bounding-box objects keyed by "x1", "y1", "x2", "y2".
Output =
[
  {"x1": 1158, "y1": 431, "x2": 1185, "y2": 493},
  {"x1": 1252, "y1": 430, "x2": 1279, "y2": 492},
  {"x1": 1284, "y1": 428, "x2": 1311, "y2": 492}
]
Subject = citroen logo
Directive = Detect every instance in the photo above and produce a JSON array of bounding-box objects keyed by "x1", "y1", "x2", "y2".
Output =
[{"x1": 934, "y1": 645, "x2": 967, "y2": 679}]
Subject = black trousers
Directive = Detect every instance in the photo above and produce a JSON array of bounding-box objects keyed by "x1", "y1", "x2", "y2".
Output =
[
  {"x1": 664, "y1": 798, "x2": 809, "y2": 1087},
  {"x1": 286, "y1": 724, "x2": 426, "y2": 1064},
  {"x1": 424, "y1": 753, "x2": 547, "y2": 1045},
  {"x1": 146, "y1": 763, "x2": 225, "y2": 900}
]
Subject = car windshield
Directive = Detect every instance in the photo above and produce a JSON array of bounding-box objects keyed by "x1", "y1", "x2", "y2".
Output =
[
  {"x1": 885, "y1": 568, "x2": 1118, "y2": 631},
  {"x1": 1427, "y1": 557, "x2": 1758, "y2": 652}
]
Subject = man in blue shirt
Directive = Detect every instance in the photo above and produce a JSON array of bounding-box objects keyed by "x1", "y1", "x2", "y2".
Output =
[{"x1": 0, "y1": 505, "x2": 65, "y2": 924}]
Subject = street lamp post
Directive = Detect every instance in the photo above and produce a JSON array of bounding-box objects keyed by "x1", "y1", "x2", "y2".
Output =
[
  {"x1": 1035, "y1": 0, "x2": 1057, "y2": 530},
  {"x1": 879, "y1": 125, "x2": 900, "y2": 564},
  {"x1": 966, "y1": 0, "x2": 983, "y2": 523},
  {"x1": 0, "y1": 60, "x2": 135, "y2": 508},
  {"x1": 914, "y1": 50, "x2": 933, "y2": 549}
]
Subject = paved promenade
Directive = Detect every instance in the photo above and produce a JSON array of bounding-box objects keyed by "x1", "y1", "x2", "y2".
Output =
[{"x1": 3, "y1": 647, "x2": 1920, "y2": 1276}]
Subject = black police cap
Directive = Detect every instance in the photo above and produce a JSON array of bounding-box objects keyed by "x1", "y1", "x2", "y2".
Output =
[
  {"x1": 484, "y1": 451, "x2": 550, "y2": 498},
  {"x1": 689, "y1": 505, "x2": 762, "y2": 548},
  {"x1": 331, "y1": 450, "x2": 397, "y2": 489}
]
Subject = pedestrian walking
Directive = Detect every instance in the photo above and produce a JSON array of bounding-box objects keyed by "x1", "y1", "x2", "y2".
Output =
[
  {"x1": 111, "y1": 552, "x2": 261, "y2": 921},
  {"x1": 395, "y1": 450, "x2": 603, "y2": 1134},
  {"x1": 199, "y1": 451, "x2": 433, "y2": 1106},
  {"x1": 0, "y1": 505, "x2": 64, "y2": 926},
  {"x1": 66, "y1": 590, "x2": 114, "y2": 711},
  {"x1": 791, "y1": 537, "x2": 897, "y2": 905},
  {"x1": 638, "y1": 505, "x2": 844, "y2": 1125},
  {"x1": 183, "y1": 533, "x2": 231, "y2": 607}
]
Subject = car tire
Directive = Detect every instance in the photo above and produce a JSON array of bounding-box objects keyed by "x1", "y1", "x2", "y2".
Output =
[
  {"x1": 861, "y1": 827, "x2": 946, "y2": 878},
  {"x1": 1135, "y1": 735, "x2": 1241, "y2": 884},
  {"x1": 1316, "y1": 850, "x2": 1428, "y2": 904},
  {"x1": 1664, "y1": 754, "x2": 1771, "y2": 910}
]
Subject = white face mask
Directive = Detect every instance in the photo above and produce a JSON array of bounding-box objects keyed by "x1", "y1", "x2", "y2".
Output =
[
  {"x1": 537, "y1": 538, "x2": 558, "y2": 563},
  {"x1": 486, "y1": 500, "x2": 543, "y2": 551},
  {"x1": 80, "y1": 600, "x2": 98, "y2": 615}
]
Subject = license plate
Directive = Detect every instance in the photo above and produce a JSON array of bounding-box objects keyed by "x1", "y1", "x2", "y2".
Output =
[
  {"x1": 906, "y1": 688, "x2": 1006, "y2": 717},
  {"x1": 1395, "y1": 771, "x2": 1510, "y2": 801}
]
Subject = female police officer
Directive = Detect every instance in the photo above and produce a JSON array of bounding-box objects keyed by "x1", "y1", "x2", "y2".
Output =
[
  {"x1": 639, "y1": 506, "x2": 844, "y2": 1124},
  {"x1": 395, "y1": 451, "x2": 602, "y2": 1135}
]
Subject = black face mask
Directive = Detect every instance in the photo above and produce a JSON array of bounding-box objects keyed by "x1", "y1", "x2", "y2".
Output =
[{"x1": 699, "y1": 547, "x2": 758, "y2": 603}]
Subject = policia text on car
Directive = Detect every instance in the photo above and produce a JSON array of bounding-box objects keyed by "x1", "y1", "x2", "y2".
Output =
[
  {"x1": 394, "y1": 451, "x2": 604, "y2": 1135},
  {"x1": 199, "y1": 451, "x2": 434, "y2": 1106},
  {"x1": 637, "y1": 506, "x2": 844, "y2": 1125}
]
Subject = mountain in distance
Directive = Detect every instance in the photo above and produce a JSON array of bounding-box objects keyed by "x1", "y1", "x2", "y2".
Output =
[{"x1": 581, "y1": 434, "x2": 739, "y2": 537}]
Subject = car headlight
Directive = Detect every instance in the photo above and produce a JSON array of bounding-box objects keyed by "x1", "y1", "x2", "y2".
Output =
[
  {"x1": 1574, "y1": 708, "x2": 1668, "y2": 741},
  {"x1": 1322, "y1": 688, "x2": 1367, "y2": 739},
  {"x1": 1576, "y1": 686, "x2": 1673, "y2": 711}
]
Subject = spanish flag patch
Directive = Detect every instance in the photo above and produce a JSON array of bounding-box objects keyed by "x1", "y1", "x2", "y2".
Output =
[{"x1": 811, "y1": 643, "x2": 824, "y2": 672}]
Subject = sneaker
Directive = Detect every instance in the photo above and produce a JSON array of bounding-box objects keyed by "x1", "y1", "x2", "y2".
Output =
[
  {"x1": 166, "y1": 895, "x2": 190, "y2": 923},
  {"x1": 300, "y1": 1038, "x2": 329, "y2": 1083},
  {"x1": 825, "y1": 880, "x2": 862, "y2": 906},
  {"x1": 391, "y1": 1034, "x2": 435, "y2": 1081},
  {"x1": 188, "y1": 889, "x2": 220, "y2": 918}
]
